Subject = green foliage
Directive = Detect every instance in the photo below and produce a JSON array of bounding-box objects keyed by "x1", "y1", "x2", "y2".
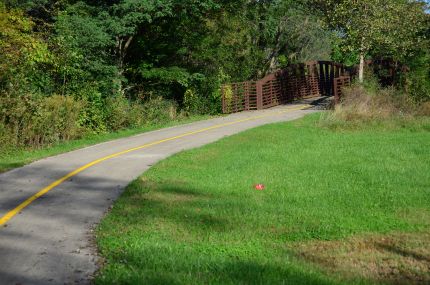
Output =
[
  {"x1": 313, "y1": 0, "x2": 428, "y2": 64},
  {"x1": 140, "y1": 96, "x2": 178, "y2": 125},
  {"x1": 0, "y1": 92, "x2": 84, "y2": 148},
  {"x1": 140, "y1": 67, "x2": 196, "y2": 88},
  {"x1": 1, "y1": 0, "x2": 429, "y2": 152},
  {"x1": 183, "y1": 88, "x2": 198, "y2": 113},
  {"x1": 105, "y1": 96, "x2": 131, "y2": 131},
  {"x1": 331, "y1": 37, "x2": 360, "y2": 66},
  {"x1": 222, "y1": 84, "x2": 233, "y2": 114},
  {"x1": 74, "y1": 88, "x2": 180, "y2": 134},
  {"x1": 314, "y1": 1, "x2": 424, "y2": 55},
  {"x1": 0, "y1": 85, "x2": 182, "y2": 150},
  {"x1": 0, "y1": 3, "x2": 53, "y2": 91},
  {"x1": 260, "y1": 1, "x2": 333, "y2": 71},
  {"x1": 403, "y1": 51, "x2": 430, "y2": 103},
  {"x1": 105, "y1": 95, "x2": 179, "y2": 130},
  {"x1": 75, "y1": 87, "x2": 108, "y2": 134},
  {"x1": 54, "y1": 3, "x2": 118, "y2": 95},
  {"x1": 0, "y1": 122, "x2": 15, "y2": 153},
  {"x1": 406, "y1": 73, "x2": 430, "y2": 103}
]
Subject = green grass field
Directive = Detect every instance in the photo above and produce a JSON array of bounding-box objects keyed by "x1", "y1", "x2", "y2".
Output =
[
  {"x1": 95, "y1": 113, "x2": 430, "y2": 285},
  {"x1": 0, "y1": 115, "x2": 211, "y2": 173}
]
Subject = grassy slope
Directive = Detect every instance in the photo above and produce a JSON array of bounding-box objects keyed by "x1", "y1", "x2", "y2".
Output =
[
  {"x1": 96, "y1": 113, "x2": 430, "y2": 285},
  {"x1": 0, "y1": 115, "x2": 212, "y2": 173}
]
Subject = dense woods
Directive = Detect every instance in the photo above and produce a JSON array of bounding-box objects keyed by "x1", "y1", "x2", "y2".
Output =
[{"x1": 0, "y1": 0, "x2": 429, "y2": 151}]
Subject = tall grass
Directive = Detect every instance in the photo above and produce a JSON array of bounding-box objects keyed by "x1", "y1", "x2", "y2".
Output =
[
  {"x1": 321, "y1": 82, "x2": 430, "y2": 131},
  {"x1": 0, "y1": 91, "x2": 181, "y2": 153}
]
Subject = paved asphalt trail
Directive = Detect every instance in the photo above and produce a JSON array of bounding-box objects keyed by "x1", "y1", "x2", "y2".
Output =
[{"x1": 0, "y1": 101, "x2": 318, "y2": 284}]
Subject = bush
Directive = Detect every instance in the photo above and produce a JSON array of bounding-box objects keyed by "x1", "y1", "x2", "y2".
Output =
[
  {"x1": 98, "y1": 94, "x2": 181, "y2": 130},
  {"x1": 105, "y1": 96, "x2": 130, "y2": 131},
  {"x1": 222, "y1": 84, "x2": 233, "y2": 114},
  {"x1": 417, "y1": 101, "x2": 430, "y2": 116},
  {"x1": 80, "y1": 91, "x2": 180, "y2": 131},
  {"x1": 0, "y1": 89, "x2": 187, "y2": 152},
  {"x1": 75, "y1": 87, "x2": 108, "y2": 134},
  {"x1": 405, "y1": 71, "x2": 430, "y2": 103},
  {"x1": 182, "y1": 88, "x2": 216, "y2": 115},
  {"x1": 0, "y1": 122, "x2": 14, "y2": 153},
  {"x1": 0, "y1": 92, "x2": 84, "y2": 148},
  {"x1": 332, "y1": 85, "x2": 415, "y2": 122},
  {"x1": 141, "y1": 96, "x2": 178, "y2": 125},
  {"x1": 320, "y1": 82, "x2": 430, "y2": 130},
  {"x1": 0, "y1": 92, "x2": 36, "y2": 147},
  {"x1": 127, "y1": 102, "x2": 146, "y2": 128},
  {"x1": 403, "y1": 52, "x2": 430, "y2": 103},
  {"x1": 33, "y1": 95, "x2": 84, "y2": 144}
]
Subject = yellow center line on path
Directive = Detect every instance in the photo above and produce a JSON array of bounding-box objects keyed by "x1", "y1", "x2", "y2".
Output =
[{"x1": 0, "y1": 104, "x2": 311, "y2": 226}]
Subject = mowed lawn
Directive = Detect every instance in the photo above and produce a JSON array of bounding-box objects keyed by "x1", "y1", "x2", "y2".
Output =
[{"x1": 95, "y1": 114, "x2": 430, "y2": 285}]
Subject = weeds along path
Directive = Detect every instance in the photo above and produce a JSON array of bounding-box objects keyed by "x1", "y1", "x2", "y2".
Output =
[{"x1": 0, "y1": 99, "x2": 319, "y2": 285}]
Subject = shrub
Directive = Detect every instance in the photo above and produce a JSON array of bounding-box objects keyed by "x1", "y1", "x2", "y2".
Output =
[
  {"x1": 105, "y1": 96, "x2": 180, "y2": 129},
  {"x1": 0, "y1": 92, "x2": 84, "y2": 148},
  {"x1": 0, "y1": 92, "x2": 36, "y2": 147},
  {"x1": 403, "y1": 52, "x2": 430, "y2": 103},
  {"x1": 222, "y1": 84, "x2": 233, "y2": 114},
  {"x1": 417, "y1": 101, "x2": 430, "y2": 116},
  {"x1": 332, "y1": 85, "x2": 415, "y2": 122},
  {"x1": 0, "y1": 122, "x2": 14, "y2": 153},
  {"x1": 33, "y1": 95, "x2": 84, "y2": 144},
  {"x1": 319, "y1": 82, "x2": 430, "y2": 130},
  {"x1": 127, "y1": 102, "x2": 146, "y2": 128},
  {"x1": 141, "y1": 96, "x2": 178, "y2": 125},
  {"x1": 183, "y1": 88, "x2": 198, "y2": 114},
  {"x1": 0, "y1": 89, "x2": 187, "y2": 152},
  {"x1": 75, "y1": 87, "x2": 108, "y2": 134},
  {"x1": 183, "y1": 88, "x2": 215, "y2": 115},
  {"x1": 405, "y1": 72, "x2": 430, "y2": 103},
  {"x1": 105, "y1": 96, "x2": 130, "y2": 131}
]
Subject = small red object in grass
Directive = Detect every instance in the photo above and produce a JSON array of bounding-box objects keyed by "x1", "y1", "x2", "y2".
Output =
[{"x1": 254, "y1": 184, "x2": 265, "y2": 191}]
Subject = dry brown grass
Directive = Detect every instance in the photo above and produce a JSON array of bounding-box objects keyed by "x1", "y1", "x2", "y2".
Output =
[
  {"x1": 294, "y1": 232, "x2": 430, "y2": 285},
  {"x1": 333, "y1": 86, "x2": 416, "y2": 122},
  {"x1": 417, "y1": 101, "x2": 430, "y2": 116},
  {"x1": 319, "y1": 85, "x2": 430, "y2": 131}
]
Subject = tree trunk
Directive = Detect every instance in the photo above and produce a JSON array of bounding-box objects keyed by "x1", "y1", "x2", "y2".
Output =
[
  {"x1": 359, "y1": 53, "x2": 365, "y2": 83},
  {"x1": 116, "y1": 35, "x2": 134, "y2": 96}
]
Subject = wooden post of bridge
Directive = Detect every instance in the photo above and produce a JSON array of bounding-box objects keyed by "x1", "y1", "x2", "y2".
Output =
[
  {"x1": 244, "y1": 81, "x2": 250, "y2": 111},
  {"x1": 256, "y1": 80, "x2": 263, "y2": 110}
]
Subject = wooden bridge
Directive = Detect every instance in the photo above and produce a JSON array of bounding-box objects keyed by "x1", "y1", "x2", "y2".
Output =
[{"x1": 221, "y1": 61, "x2": 352, "y2": 113}]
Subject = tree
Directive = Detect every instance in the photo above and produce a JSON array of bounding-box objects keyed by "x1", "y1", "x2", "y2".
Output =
[
  {"x1": 54, "y1": 2, "x2": 116, "y2": 95},
  {"x1": 312, "y1": 0, "x2": 428, "y2": 82},
  {"x1": 258, "y1": 0, "x2": 332, "y2": 74},
  {"x1": 0, "y1": 3, "x2": 52, "y2": 91},
  {"x1": 102, "y1": 0, "x2": 175, "y2": 95}
]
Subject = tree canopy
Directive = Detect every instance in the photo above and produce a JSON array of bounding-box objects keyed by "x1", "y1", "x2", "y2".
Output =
[
  {"x1": 312, "y1": 0, "x2": 428, "y2": 82},
  {"x1": 0, "y1": 0, "x2": 429, "y2": 148}
]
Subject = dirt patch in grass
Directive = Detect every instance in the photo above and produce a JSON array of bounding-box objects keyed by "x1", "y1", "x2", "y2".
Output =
[{"x1": 294, "y1": 232, "x2": 430, "y2": 284}]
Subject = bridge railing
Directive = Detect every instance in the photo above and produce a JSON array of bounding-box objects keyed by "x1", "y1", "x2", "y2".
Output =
[
  {"x1": 334, "y1": 76, "x2": 352, "y2": 104},
  {"x1": 221, "y1": 61, "x2": 352, "y2": 114},
  {"x1": 221, "y1": 81, "x2": 258, "y2": 114}
]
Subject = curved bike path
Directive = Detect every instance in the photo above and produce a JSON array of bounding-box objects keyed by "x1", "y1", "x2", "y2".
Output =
[{"x1": 0, "y1": 102, "x2": 318, "y2": 284}]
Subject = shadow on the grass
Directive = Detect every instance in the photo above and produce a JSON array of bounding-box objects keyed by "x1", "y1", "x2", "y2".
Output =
[
  {"x1": 104, "y1": 250, "x2": 338, "y2": 285},
  {"x1": 97, "y1": 183, "x2": 340, "y2": 285}
]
